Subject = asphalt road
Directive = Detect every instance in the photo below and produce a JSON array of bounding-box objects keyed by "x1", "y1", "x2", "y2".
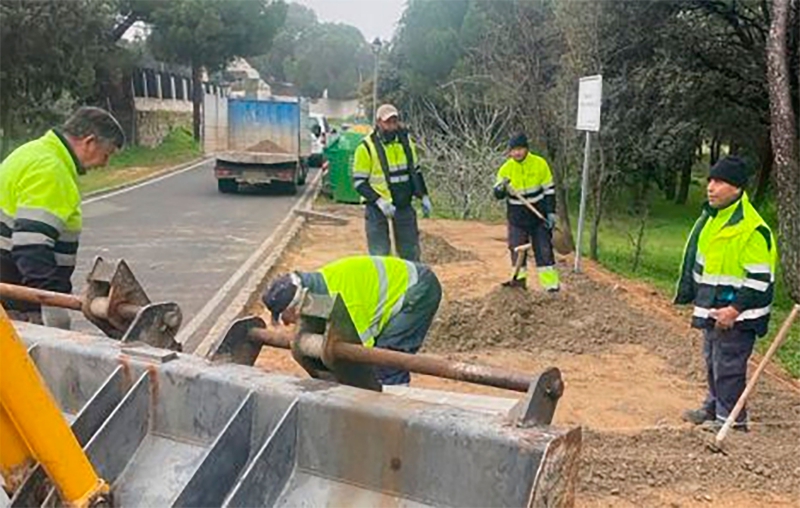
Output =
[{"x1": 72, "y1": 159, "x2": 310, "y2": 340}]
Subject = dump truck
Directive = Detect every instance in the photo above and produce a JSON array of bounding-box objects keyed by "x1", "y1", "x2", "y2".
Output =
[
  {"x1": 0, "y1": 258, "x2": 581, "y2": 507},
  {"x1": 213, "y1": 97, "x2": 311, "y2": 195}
]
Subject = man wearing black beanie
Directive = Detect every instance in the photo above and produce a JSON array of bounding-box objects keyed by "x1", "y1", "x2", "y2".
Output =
[
  {"x1": 492, "y1": 132, "x2": 560, "y2": 291},
  {"x1": 675, "y1": 156, "x2": 777, "y2": 432}
]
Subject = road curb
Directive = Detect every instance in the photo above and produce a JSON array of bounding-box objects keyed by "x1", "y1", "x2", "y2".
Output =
[
  {"x1": 83, "y1": 156, "x2": 210, "y2": 199},
  {"x1": 182, "y1": 170, "x2": 324, "y2": 356}
]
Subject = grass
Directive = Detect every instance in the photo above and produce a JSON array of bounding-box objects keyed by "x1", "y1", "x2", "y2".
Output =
[
  {"x1": 79, "y1": 128, "x2": 201, "y2": 194},
  {"x1": 2, "y1": 127, "x2": 201, "y2": 195},
  {"x1": 574, "y1": 177, "x2": 799, "y2": 378}
]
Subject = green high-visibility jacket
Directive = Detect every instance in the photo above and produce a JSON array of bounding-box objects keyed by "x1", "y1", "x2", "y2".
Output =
[
  {"x1": 0, "y1": 130, "x2": 83, "y2": 295},
  {"x1": 675, "y1": 192, "x2": 777, "y2": 336},
  {"x1": 493, "y1": 153, "x2": 555, "y2": 225},
  {"x1": 302, "y1": 256, "x2": 420, "y2": 347},
  {"x1": 352, "y1": 129, "x2": 426, "y2": 207}
]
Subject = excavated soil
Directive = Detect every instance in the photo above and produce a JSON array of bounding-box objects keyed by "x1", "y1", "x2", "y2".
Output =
[
  {"x1": 419, "y1": 231, "x2": 477, "y2": 265},
  {"x1": 249, "y1": 202, "x2": 800, "y2": 507},
  {"x1": 426, "y1": 270, "x2": 700, "y2": 381},
  {"x1": 247, "y1": 139, "x2": 286, "y2": 153}
]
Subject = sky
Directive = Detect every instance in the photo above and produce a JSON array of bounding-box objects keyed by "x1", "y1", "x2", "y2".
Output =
[{"x1": 292, "y1": 0, "x2": 406, "y2": 42}]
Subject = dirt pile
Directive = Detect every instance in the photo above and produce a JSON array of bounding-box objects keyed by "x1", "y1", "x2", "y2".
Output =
[
  {"x1": 581, "y1": 417, "x2": 800, "y2": 502},
  {"x1": 427, "y1": 270, "x2": 699, "y2": 376},
  {"x1": 420, "y1": 231, "x2": 477, "y2": 265},
  {"x1": 247, "y1": 139, "x2": 286, "y2": 153}
]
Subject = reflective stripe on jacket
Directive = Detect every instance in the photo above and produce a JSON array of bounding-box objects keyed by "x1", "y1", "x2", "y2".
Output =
[
  {"x1": 494, "y1": 153, "x2": 555, "y2": 225},
  {"x1": 319, "y1": 256, "x2": 419, "y2": 347},
  {"x1": 675, "y1": 192, "x2": 777, "y2": 336},
  {"x1": 352, "y1": 130, "x2": 424, "y2": 207}
]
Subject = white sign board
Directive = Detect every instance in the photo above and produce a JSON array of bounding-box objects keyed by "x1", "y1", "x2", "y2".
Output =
[{"x1": 576, "y1": 75, "x2": 603, "y2": 132}]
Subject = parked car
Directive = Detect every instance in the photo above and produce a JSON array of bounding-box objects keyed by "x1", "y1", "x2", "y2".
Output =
[{"x1": 308, "y1": 113, "x2": 337, "y2": 168}]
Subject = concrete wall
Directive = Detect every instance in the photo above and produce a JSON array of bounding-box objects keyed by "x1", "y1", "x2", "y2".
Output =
[{"x1": 203, "y1": 93, "x2": 229, "y2": 154}]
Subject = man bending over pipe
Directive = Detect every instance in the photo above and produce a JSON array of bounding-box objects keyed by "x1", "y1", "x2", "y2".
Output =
[{"x1": 262, "y1": 255, "x2": 442, "y2": 386}]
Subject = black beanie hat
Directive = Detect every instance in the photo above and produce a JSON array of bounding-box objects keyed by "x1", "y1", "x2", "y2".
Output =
[
  {"x1": 709, "y1": 156, "x2": 749, "y2": 188},
  {"x1": 508, "y1": 132, "x2": 529, "y2": 150},
  {"x1": 262, "y1": 274, "x2": 299, "y2": 324}
]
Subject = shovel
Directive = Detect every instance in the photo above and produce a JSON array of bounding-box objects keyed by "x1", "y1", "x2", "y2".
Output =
[{"x1": 505, "y1": 185, "x2": 574, "y2": 256}]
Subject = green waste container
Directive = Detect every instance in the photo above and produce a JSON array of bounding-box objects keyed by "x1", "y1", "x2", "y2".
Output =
[{"x1": 324, "y1": 131, "x2": 365, "y2": 204}]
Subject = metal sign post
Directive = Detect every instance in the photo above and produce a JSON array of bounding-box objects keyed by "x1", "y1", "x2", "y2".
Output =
[{"x1": 574, "y1": 75, "x2": 603, "y2": 273}]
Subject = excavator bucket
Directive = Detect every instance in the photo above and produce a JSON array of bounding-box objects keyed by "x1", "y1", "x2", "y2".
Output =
[{"x1": 6, "y1": 321, "x2": 582, "y2": 508}]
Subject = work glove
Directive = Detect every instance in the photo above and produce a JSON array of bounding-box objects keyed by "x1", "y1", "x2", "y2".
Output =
[
  {"x1": 493, "y1": 178, "x2": 510, "y2": 200},
  {"x1": 421, "y1": 195, "x2": 433, "y2": 218},
  {"x1": 376, "y1": 197, "x2": 396, "y2": 218},
  {"x1": 546, "y1": 213, "x2": 558, "y2": 230}
]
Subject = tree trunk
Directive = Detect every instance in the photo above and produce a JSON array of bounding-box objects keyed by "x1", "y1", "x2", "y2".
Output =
[
  {"x1": 753, "y1": 139, "x2": 773, "y2": 205},
  {"x1": 675, "y1": 152, "x2": 693, "y2": 205},
  {"x1": 90, "y1": 65, "x2": 137, "y2": 146},
  {"x1": 664, "y1": 167, "x2": 677, "y2": 201},
  {"x1": 551, "y1": 158, "x2": 576, "y2": 253},
  {"x1": 191, "y1": 63, "x2": 203, "y2": 143},
  {"x1": 767, "y1": 0, "x2": 800, "y2": 302},
  {"x1": 710, "y1": 136, "x2": 721, "y2": 166},
  {"x1": 589, "y1": 139, "x2": 606, "y2": 261},
  {"x1": 0, "y1": 91, "x2": 13, "y2": 160}
]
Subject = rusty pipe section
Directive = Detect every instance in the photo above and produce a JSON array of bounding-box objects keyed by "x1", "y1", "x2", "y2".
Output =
[
  {"x1": 0, "y1": 283, "x2": 83, "y2": 311},
  {"x1": 249, "y1": 328, "x2": 532, "y2": 392},
  {"x1": 0, "y1": 284, "x2": 140, "y2": 321}
]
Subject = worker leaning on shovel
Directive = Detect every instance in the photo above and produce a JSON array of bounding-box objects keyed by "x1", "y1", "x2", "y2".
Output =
[
  {"x1": 675, "y1": 156, "x2": 777, "y2": 433},
  {"x1": 492, "y1": 133, "x2": 560, "y2": 292},
  {"x1": 262, "y1": 255, "x2": 442, "y2": 386},
  {"x1": 352, "y1": 104, "x2": 432, "y2": 262}
]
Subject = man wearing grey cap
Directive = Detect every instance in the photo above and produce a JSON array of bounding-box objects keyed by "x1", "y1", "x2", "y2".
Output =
[{"x1": 352, "y1": 104, "x2": 432, "y2": 261}]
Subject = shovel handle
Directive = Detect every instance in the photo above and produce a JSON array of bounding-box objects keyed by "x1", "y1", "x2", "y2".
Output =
[
  {"x1": 507, "y1": 187, "x2": 547, "y2": 221},
  {"x1": 715, "y1": 304, "x2": 800, "y2": 445}
]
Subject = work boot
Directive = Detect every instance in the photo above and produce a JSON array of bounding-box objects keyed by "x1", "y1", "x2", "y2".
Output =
[
  {"x1": 501, "y1": 278, "x2": 526, "y2": 289},
  {"x1": 702, "y1": 419, "x2": 749, "y2": 434},
  {"x1": 682, "y1": 407, "x2": 715, "y2": 425}
]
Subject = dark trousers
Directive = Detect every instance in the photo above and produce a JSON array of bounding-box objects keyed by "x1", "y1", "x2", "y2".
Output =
[
  {"x1": 374, "y1": 265, "x2": 442, "y2": 385},
  {"x1": 508, "y1": 220, "x2": 555, "y2": 268},
  {"x1": 701, "y1": 327, "x2": 756, "y2": 423},
  {"x1": 508, "y1": 220, "x2": 559, "y2": 290},
  {"x1": 365, "y1": 203, "x2": 420, "y2": 262}
]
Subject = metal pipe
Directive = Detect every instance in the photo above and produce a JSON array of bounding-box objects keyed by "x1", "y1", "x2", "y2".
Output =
[
  {"x1": 0, "y1": 283, "x2": 82, "y2": 311},
  {"x1": 249, "y1": 328, "x2": 532, "y2": 393},
  {"x1": 1, "y1": 283, "x2": 140, "y2": 320}
]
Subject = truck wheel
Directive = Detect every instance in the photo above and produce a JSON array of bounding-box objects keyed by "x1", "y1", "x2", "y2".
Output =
[
  {"x1": 218, "y1": 179, "x2": 238, "y2": 194},
  {"x1": 297, "y1": 162, "x2": 308, "y2": 186}
]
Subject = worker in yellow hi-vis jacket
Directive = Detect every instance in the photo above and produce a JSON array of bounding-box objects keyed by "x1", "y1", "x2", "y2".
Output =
[
  {"x1": 493, "y1": 132, "x2": 560, "y2": 292},
  {"x1": 0, "y1": 107, "x2": 124, "y2": 328},
  {"x1": 262, "y1": 255, "x2": 442, "y2": 386}
]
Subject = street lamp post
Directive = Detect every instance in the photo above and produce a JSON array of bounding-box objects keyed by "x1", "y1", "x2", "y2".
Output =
[{"x1": 371, "y1": 37, "x2": 382, "y2": 121}]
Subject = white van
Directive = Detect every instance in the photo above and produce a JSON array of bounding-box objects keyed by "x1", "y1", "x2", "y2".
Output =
[{"x1": 308, "y1": 113, "x2": 336, "y2": 167}]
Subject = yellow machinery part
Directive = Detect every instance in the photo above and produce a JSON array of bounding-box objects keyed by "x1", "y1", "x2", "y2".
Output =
[{"x1": 0, "y1": 306, "x2": 110, "y2": 507}]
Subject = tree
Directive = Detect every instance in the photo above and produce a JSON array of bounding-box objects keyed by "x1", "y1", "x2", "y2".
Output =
[
  {"x1": 249, "y1": 3, "x2": 318, "y2": 84},
  {"x1": 250, "y1": 4, "x2": 373, "y2": 100},
  {"x1": 767, "y1": 0, "x2": 800, "y2": 301},
  {"x1": 282, "y1": 23, "x2": 372, "y2": 99},
  {"x1": 0, "y1": 0, "x2": 122, "y2": 157},
  {"x1": 147, "y1": 0, "x2": 286, "y2": 140}
]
